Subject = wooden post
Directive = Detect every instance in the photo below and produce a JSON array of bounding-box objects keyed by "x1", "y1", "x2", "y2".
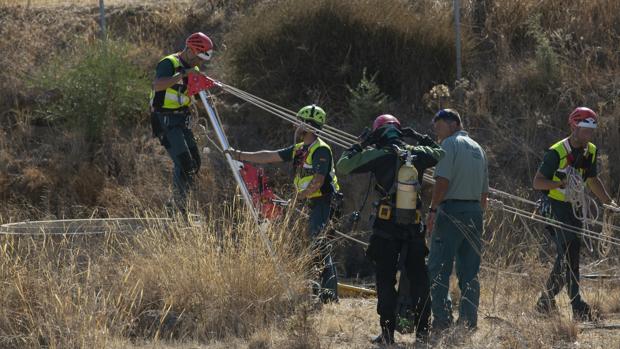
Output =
[
  {"x1": 99, "y1": 0, "x2": 106, "y2": 40},
  {"x1": 454, "y1": 0, "x2": 462, "y2": 81}
]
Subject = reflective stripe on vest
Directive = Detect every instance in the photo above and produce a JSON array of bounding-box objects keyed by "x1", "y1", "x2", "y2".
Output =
[
  {"x1": 292, "y1": 138, "x2": 340, "y2": 199},
  {"x1": 548, "y1": 138, "x2": 596, "y2": 202},
  {"x1": 149, "y1": 54, "x2": 199, "y2": 110}
]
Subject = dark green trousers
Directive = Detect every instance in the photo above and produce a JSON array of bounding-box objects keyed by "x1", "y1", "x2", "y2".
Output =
[
  {"x1": 543, "y1": 199, "x2": 584, "y2": 307},
  {"x1": 308, "y1": 196, "x2": 338, "y2": 298},
  {"x1": 428, "y1": 201, "x2": 483, "y2": 329}
]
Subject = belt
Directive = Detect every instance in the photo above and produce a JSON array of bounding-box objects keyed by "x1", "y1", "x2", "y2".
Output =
[
  {"x1": 307, "y1": 193, "x2": 333, "y2": 206},
  {"x1": 441, "y1": 199, "x2": 479, "y2": 204},
  {"x1": 153, "y1": 108, "x2": 190, "y2": 116}
]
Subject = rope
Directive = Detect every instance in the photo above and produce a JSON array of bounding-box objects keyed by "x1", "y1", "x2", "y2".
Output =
[
  {"x1": 425, "y1": 169, "x2": 620, "y2": 254},
  {"x1": 275, "y1": 195, "x2": 368, "y2": 247},
  {"x1": 220, "y1": 83, "x2": 358, "y2": 144},
  {"x1": 207, "y1": 78, "x2": 620, "y2": 246},
  {"x1": 198, "y1": 117, "x2": 224, "y2": 153},
  {"x1": 218, "y1": 83, "x2": 354, "y2": 149},
  {"x1": 600, "y1": 205, "x2": 620, "y2": 256},
  {"x1": 0, "y1": 218, "x2": 172, "y2": 236},
  {"x1": 488, "y1": 199, "x2": 620, "y2": 247},
  {"x1": 564, "y1": 166, "x2": 599, "y2": 252}
]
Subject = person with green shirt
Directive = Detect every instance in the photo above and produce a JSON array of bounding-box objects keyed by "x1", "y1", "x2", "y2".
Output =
[
  {"x1": 337, "y1": 114, "x2": 444, "y2": 345},
  {"x1": 533, "y1": 107, "x2": 618, "y2": 321},
  {"x1": 150, "y1": 32, "x2": 214, "y2": 212},
  {"x1": 426, "y1": 109, "x2": 489, "y2": 332},
  {"x1": 228, "y1": 105, "x2": 340, "y2": 302}
]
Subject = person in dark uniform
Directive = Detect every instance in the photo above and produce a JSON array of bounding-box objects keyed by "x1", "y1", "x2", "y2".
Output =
[
  {"x1": 337, "y1": 114, "x2": 444, "y2": 345},
  {"x1": 150, "y1": 32, "x2": 214, "y2": 211}
]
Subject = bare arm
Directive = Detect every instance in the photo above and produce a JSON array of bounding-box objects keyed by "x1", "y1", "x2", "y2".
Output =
[
  {"x1": 152, "y1": 73, "x2": 184, "y2": 92},
  {"x1": 425, "y1": 176, "x2": 450, "y2": 235},
  {"x1": 481, "y1": 192, "x2": 488, "y2": 210},
  {"x1": 533, "y1": 171, "x2": 564, "y2": 191},
  {"x1": 586, "y1": 176, "x2": 614, "y2": 205},
  {"x1": 429, "y1": 177, "x2": 450, "y2": 210},
  {"x1": 235, "y1": 149, "x2": 283, "y2": 164},
  {"x1": 298, "y1": 174, "x2": 325, "y2": 199}
]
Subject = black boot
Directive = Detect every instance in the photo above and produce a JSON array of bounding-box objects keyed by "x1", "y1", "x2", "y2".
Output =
[
  {"x1": 415, "y1": 330, "x2": 429, "y2": 345},
  {"x1": 535, "y1": 294, "x2": 557, "y2": 315},
  {"x1": 371, "y1": 328, "x2": 394, "y2": 345},
  {"x1": 573, "y1": 300, "x2": 597, "y2": 322},
  {"x1": 318, "y1": 289, "x2": 338, "y2": 304},
  {"x1": 371, "y1": 331, "x2": 394, "y2": 345}
]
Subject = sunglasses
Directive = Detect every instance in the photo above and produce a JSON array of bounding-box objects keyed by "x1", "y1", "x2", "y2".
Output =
[{"x1": 197, "y1": 49, "x2": 213, "y2": 61}]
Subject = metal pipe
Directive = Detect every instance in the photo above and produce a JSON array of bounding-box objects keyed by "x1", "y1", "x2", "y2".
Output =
[
  {"x1": 99, "y1": 0, "x2": 106, "y2": 40},
  {"x1": 198, "y1": 90, "x2": 294, "y2": 300},
  {"x1": 198, "y1": 91, "x2": 260, "y2": 223},
  {"x1": 454, "y1": 0, "x2": 462, "y2": 81}
]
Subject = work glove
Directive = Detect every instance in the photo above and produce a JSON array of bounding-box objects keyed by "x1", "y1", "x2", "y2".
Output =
[
  {"x1": 347, "y1": 143, "x2": 363, "y2": 153},
  {"x1": 403, "y1": 127, "x2": 436, "y2": 147},
  {"x1": 359, "y1": 126, "x2": 384, "y2": 148},
  {"x1": 402, "y1": 127, "x2": 425, "y2": 141},
  {"x1": 357, "y1": 127, "x2": 371, "y2": 142}
]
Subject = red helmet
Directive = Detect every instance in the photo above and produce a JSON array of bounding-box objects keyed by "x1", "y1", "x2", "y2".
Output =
[
  {"x1": 372, "y1": 114, "x2": 401, "y2": 131},
  {"x1": 186, "y1": 32, "x2": 214, "y2": 60},
  {"x1": 568, "y1": 107, "x2": 598, "y2": 129}
]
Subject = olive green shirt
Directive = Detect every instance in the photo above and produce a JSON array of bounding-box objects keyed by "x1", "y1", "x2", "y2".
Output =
[{"x1": 434, "y1": 130, "x2": 489, "y2": 201}]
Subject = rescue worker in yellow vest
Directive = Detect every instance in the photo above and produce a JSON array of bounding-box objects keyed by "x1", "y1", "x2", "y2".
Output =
[
  {"x1": 227, "y1": 105, "x2": 340, "y2": 302},
  {"x1": 533, "y1": 107, "x2": 619, "y2": 320},
  {"x1": 150, "y1": 32, "x2": 214, "y2": 211}
]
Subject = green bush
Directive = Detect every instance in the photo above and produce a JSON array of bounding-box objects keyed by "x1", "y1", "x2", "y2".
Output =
[
  {"x1": 526, "y1": 14, "x2": 561, "y2": 88},
  {"x1": 34, "y1": 40, "x2": 150, "y2": 142},
  {"x1": 346, "y1": 68, "x2": 389, "y2": 132},
  {"x1": 223, "y1": 0, "x2": 459, "y2": 120}
]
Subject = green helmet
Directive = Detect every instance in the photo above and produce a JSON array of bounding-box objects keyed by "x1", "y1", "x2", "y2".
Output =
[{"x1": 296, "y1": 104, "x2": 326, "y2": 128}]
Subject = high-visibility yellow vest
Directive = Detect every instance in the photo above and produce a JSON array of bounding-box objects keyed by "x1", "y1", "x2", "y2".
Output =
[
  {"x1": 548, "y1": 137, "x2": 596, "y2": 202},
  {"x1": 292, "y1": 138, "x2": 339, "y2": 199},
  {"x1": 149, "y1": 54, "x2": 199, "y2": 110}
]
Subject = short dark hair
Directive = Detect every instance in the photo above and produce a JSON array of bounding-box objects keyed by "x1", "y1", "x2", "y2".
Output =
[{"x1": 433, "y1": 108, "x2": 461, "y2": 125}]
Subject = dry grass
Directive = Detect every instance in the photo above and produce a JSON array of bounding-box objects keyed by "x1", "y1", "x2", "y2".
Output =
[{"x1": 0, "y1": 206, "x2": 314, "y2": 348}]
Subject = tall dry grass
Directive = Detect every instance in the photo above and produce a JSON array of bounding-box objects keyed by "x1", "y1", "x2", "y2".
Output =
[{"x1": 0, "y1": 205, "x2": 313, "y2": 348}]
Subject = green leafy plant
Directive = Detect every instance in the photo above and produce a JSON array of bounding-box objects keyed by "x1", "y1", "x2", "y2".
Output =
[
  {"x1": 346, "y1": 68, "x2": 389, "y2": 131},
  {"x1": 34, "y1": 40, "x2": 150, "y2": 142}
]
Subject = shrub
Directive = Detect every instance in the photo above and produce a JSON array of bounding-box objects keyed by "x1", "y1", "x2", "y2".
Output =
[
  {"x1": 346, "y1": 68, "x2": 389, "y2": 133},
  {"x1": 526, "y1": 14, "x2": 561, "y2": 88},
  {"x1": 33, "y1": 39, "x2": 150, "y2": 142}
]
